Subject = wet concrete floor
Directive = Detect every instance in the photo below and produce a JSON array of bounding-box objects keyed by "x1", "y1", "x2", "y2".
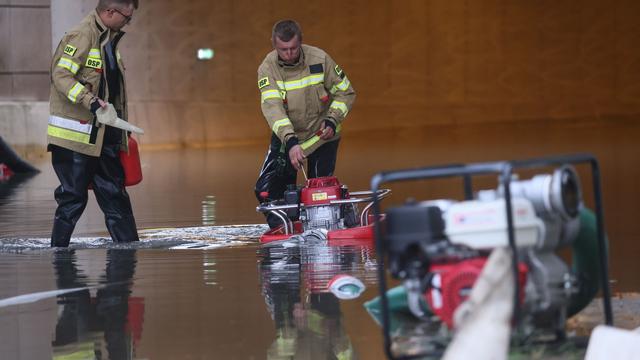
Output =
[{"x1": 1, "y1": 119, "x2": 640, "y2": 358}]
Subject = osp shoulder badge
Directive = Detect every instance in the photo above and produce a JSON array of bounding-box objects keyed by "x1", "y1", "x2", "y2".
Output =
[
  {"x1": 258, "y1": 77, "x2": 270, "y2": 89},
  {"x1": 85, "y1": 57, "x2": 103, "y2": 69},
  {"x1": 63, "y1": 44, "x2": 78, "y2": 56},
  {"x1": 334, "y1": 65, "x2": 344, "y2": 79}
]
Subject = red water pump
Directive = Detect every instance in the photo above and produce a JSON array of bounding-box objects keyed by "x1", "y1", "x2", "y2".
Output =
[{"x1": 257, "y1": 176, "x2": 392, "y2": 243}]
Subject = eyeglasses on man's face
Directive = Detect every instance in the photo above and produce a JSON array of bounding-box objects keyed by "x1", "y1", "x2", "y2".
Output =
[{"x1": 111, "y1": 8, "x2": 133, "y2": 24}]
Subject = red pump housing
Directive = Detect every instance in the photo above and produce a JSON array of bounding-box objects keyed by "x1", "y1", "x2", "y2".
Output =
[
  {"x1": 425, "y1": 258, "x2": 528, "y2": 329},
  {"x1": 300, "y1": 176, "x2": 344, "y2": 206}
]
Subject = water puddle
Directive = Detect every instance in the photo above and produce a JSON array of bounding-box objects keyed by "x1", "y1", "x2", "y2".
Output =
[{"x1": 0, "y1": 224, "x2": 267, "y2": 251}]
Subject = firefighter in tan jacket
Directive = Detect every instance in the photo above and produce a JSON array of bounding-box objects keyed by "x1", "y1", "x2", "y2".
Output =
[
  {"x1": 48, "y1": 0, "x2": 139, "y2": 247},
  {"x1": 254, "y1": 20, "x2": 356, "y2": 227}
]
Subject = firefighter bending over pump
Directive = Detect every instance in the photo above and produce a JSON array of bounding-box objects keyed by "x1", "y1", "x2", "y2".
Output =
[{"x1": 254, "y1": 20, "x2": 356, "y2": 228}]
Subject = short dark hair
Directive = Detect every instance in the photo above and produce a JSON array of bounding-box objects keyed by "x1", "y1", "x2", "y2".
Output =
[
  {"x1": 272, "y1": 20, "x2": 302, "y2": 43},
  {"x1": 97, "y1": 0, "x2": 138, "y2": 11}
]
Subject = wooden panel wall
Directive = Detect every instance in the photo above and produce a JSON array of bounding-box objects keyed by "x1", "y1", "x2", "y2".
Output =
[
  {"x1": 4, "y1": 1, "x2": 640, "y2": 145},
  {"x1": 115, "y1": 0, "x2": 640, "y2": 147}
]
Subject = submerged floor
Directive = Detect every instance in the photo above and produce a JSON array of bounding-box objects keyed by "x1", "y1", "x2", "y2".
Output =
[
  {"x1": 0, "y1": 227, "x2": 638, "y2": 360},
  {"x1": 0, "y1": 240, "x2": 383, "y2": 359}
]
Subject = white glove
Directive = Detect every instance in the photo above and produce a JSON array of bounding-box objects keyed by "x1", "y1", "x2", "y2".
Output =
[{"x1": 96, "y1": 103, "x2": 144, "y2": 135}]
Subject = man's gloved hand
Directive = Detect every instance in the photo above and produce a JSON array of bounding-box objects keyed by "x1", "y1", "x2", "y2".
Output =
[
  {"x1": 286, "y1": 136, "x2": 305, "y2": 170},
  {"x1": 320, "y1": 118, "x2": 336, "y2": 140},
  {"x1": 89, "y1": 97, "x2": 107, "y2": 115},
  {"x1": 96, "y1": 104, "x2": 145, "y2": 134}
]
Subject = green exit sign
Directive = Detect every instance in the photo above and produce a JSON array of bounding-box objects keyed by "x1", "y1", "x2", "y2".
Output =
[{"x1": 197, "y1": 48, "x2": 214, "y2": 60}]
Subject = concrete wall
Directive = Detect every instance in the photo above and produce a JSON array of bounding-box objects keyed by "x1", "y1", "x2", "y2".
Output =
[
  {"x1": 2, "y1": 0, "x2": 640, "y2": 151},
  {"x1": 0, "y1": 101, "x2": 48, "y2": 147},
  {"x1": 0, "y1": 0, "x2": 51, "y2": 101},
  {"x1": 50, "y1": 0, "x2": 93, "y2": 52}
]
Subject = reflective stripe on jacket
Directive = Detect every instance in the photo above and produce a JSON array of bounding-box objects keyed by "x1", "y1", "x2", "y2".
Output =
[
  {"x1": 48, "y1": 10, "x2": 129, "y2": 157},
  {"x1": 257, "y1": 44, "x2": 356, "y2": 156}
]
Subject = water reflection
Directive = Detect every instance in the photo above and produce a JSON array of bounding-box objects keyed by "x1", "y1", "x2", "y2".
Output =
[
  {"x1": 202, "y1": 252, "x2": 218, "y2": 286},
  {"x1": 52, "y1": 249, "x2": 143, "y2": 359},
  {"x1": 258, "y1": 240, "x2": 377, "y2": 359},
  {"x1": 201, "y1": 195, "x2": 217, "y2": 226},
  {"x1": 0, "y1": 172, "x2": 38, "y2": 204}
]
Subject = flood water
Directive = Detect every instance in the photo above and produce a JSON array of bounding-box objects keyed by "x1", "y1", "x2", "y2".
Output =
[
  {"x1": 0, "y1": 244, "x2": 382, "y2": 359},
  {"x1": 1, "y1": 119, "x2": 640, "y2": 358}
]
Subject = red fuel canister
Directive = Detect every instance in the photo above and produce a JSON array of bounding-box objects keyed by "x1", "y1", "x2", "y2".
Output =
[{"x1": 120, "y1": 136, "x2": 143, "y2": 186}]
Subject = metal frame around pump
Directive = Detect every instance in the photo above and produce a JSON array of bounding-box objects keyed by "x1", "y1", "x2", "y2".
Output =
[
  {"x1": 256, "y1": 189, "x2": 392, "y2": 234},
  {"x1": 370, "y1": 154, "x2": 613, "y2": 360}
]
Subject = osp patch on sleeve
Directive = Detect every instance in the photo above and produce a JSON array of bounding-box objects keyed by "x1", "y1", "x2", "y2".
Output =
[
  {"x1": 85, "y1": 57, "x2": 103, "y2": 69},
  {"x1": 258, "y1": 77, "x2": 270, "y2": 89},
  {"x1": 63, "y1": 44, "x2": 78, "y2": 56},
  {"x1": 334, "y1": 65, "x2": 344, "y2": 78}
]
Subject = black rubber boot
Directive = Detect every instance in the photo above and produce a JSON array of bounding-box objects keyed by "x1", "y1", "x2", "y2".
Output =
[{"x1": 51, "y1": 218, "x2": 77, "y2": 247}]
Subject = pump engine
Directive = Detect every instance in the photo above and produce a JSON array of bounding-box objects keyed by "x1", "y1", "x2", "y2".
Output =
[
  {"x1": 257, "y1": 176, "x2": 391, "y2": 243},
  {"x1": 299, "y1": 177, "x2": 351, "y2": 230},
  {"x1": 383, "y1": 165, "x2": 599, "y2": 337}
]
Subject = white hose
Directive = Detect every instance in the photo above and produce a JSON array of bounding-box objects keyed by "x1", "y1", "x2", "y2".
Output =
[{"x1": 443, "y1": 247, "x2": 514, "y2": 360}]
